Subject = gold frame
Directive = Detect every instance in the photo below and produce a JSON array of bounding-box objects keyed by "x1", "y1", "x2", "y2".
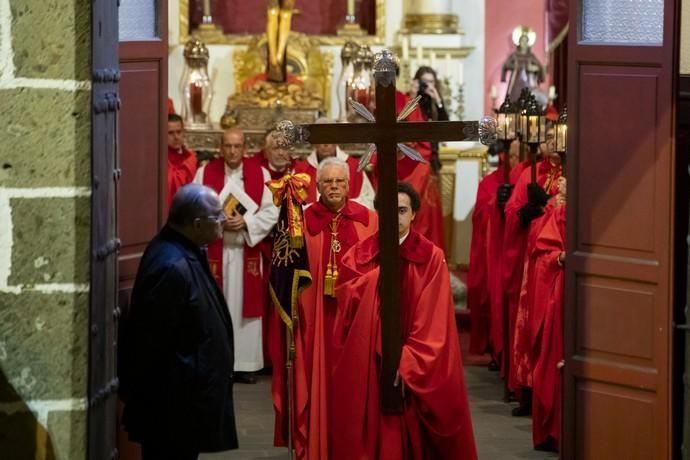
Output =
[
  {"x1": 178, "y1": 0, "x2": 386, "y2": 46},
  {"x1": 231, "y1": 32, "x2": 334, "y2": 112}
]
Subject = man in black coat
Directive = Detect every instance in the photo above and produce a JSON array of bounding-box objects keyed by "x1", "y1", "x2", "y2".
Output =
[{"x1": 120, "y1": 184, "x2": 239, "y2": 460}]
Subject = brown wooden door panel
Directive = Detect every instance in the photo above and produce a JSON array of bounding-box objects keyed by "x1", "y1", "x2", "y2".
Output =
[
  {"x1": 116, "y1": 4, "x2": 167, "y2": 460},
  {"x1": 564, "y1": 0, "x2": 679, "y2": 458},
  {"x1": 119, "y1": 59, "x2": 166, "y2": 288}
]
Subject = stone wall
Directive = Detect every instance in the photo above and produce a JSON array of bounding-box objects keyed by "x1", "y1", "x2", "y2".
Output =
[{"x1": 0, "y1": 0, "x2": 91, "y2": 459}]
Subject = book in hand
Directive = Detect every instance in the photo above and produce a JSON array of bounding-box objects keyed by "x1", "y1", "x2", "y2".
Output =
[
  {"x1": 218, "y1": 180, "x2": 258, "y2": 217},
  {"x1": 223, "y1": 194, "x2": 248, "y2": 216}
]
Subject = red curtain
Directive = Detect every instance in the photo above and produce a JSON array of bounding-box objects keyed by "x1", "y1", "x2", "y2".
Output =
[{"x1": 187, "y1": 0, "x2": 376, "y2": 36}]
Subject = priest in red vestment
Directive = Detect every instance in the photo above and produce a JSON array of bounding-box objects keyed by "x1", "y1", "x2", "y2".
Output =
[
  {"x1": 368, "y1": 90, "x2": 445, "y2": 251},
  {"x1": 167, "y1": 113, "x2": 197, "y2": 207},
  {"x1": 269, "y1": 158, "x2": 378, "y2": 459},
  {"x1": 330, "y1": 182, "x2": 477, "y2": 460},
  {"x1": 468, "y1": 141, "x2": 518, "y2": 355},
  {"x1": 194, "y1": 127, "x2": 279, "y2": 384},
  {"x1": 530, "y1": 179, "x2": 566, "y2": 451},
  {"x1": 292, "y1": 119, "x2": 375, "y2": 209},
  {"x1": 485, "y1": 140, "x2": 529, "y2": 371},
  {"x1": 501, "y1": 139, "x2": 562, "y2": 415}
]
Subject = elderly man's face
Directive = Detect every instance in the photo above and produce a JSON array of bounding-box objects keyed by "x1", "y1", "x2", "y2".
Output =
[
  {"x1": 265, "y1": 140, "x2": 292, "y2": 172},
  {"x1": 317, "y1": 164, "x2": 349, "y2": 212},
  {"x1": 168, "y1": 121, "x2": 184, "y2": 151},
  {"x1": 315, "y1": 144, "x2": 337, "y2": 162},
  {"x1": 222, "y1": 131, "x2": 245, "y2": 170}
]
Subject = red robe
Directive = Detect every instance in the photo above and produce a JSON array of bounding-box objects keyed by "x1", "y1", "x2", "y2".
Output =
[
  {"x1": 531, "y1": 204, "x2": 565, "y2": 448},
  {"x1": 331, "y1": 231, "x2": 477, "y2": 460},
  {"x1": 485, "y1": 160, "x2": 529, "y2": 369},
  {"x1": 468, "y1": 166, "x2": 504, "y2": 354},
  {"x1": 293, "y1": 152, "x2": 365, "y2": 204},
  {"x1": 502, "y1": 160, "x2": 561, "y2": 388},
  {"x1": 511, "y1": 204, "x2": 553, "y2": 388},
  {"x1": 270, "y1": 200, "x2": 378, "y2": 459},
  {"x1": 369, "y1": 91, "x2": 445, "y2": 251},
  {"x1": 167, "y1": 146, "x2": 197, "y2": 207}
]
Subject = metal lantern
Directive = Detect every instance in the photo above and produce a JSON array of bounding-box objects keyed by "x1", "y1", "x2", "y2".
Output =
[
  {"x1": 516, "y1": 88, "x2": 531, "y2": 138},
  {"x1": 525, "y1": 95, "x2": 545, "y2": 145},
  {"x1": 180, "y1": 38, "x2": 213, "y2": 128},
  {"x1": 497, "y1": 95, "x2": 517, "y2": 141},
  {"x1": 555, "y1": 106, "x2": 568, "y2": 154}
]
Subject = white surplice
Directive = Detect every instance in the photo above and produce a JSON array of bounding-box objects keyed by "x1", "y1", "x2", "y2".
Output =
[{"x1": 194, "y1": 162, "x2": 279, "y2": 371}]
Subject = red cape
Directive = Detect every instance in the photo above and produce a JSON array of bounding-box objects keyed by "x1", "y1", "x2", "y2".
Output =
[
  {"x1": 167, "y1": 146, "x2": 197, "y2": 207},
  {"x1": 269, "y1": 200, "x2": 378, "y2": 459},
  {"x1": 468, "y1": 166, "x2": 503, "y2": 354},
  {"x1": 531, "y1": 204, "x2": 565, "y2": 448},
  {"x1": 511, "y1": 204, "x2": 554, "y2": 388},
  {"x1": 501, "y1": 160, "x2": 562, "y2": 387},
  {"x1": 293, "y1": 155, "x2": 364, "y2": 204},
  {"x1": 485, "y1": 160, "x2": 529, "y2": 368},
  {"x1": 331, "y1": 231, "x2": 477, "y2": 460}
]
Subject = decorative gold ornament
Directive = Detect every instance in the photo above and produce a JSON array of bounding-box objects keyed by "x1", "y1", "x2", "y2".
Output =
[{"x1": 402, "y1": 14, "x2": 459, "y2": 34}]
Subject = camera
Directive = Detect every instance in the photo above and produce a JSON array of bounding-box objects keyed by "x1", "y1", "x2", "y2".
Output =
[{"x1": 418, "y1": 80, "x2": 428, "y2": 96}]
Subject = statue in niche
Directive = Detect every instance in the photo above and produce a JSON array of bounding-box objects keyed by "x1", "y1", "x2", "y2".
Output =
[
  {"x1": 266, "y1": 0, "x2": 296, "y2": 82},
  {"x1": 501, "y1": 29, "x2": 546, "y2": 103}
]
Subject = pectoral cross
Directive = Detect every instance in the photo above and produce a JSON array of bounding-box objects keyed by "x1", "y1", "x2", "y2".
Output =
[{"x1": 278, "y1": 50, "x2": 495, "y2": 413}]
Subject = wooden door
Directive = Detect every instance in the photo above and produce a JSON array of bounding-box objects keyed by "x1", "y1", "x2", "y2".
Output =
[
  {"x1": 118, "y1": 1, "x2": 168, "y2": 296},
  {"x1": 89, "y1": 0, "x2": 120, "y2": 458},
  {"x1": 563, "y1": 0, "x2": 680, "y2": 458},
  {"x1": 117, "y1": 2, "x2": 168, "y2": 458}
]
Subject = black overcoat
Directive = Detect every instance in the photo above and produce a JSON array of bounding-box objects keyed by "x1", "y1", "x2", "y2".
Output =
[{"x1": 119, "y1": 225, "x2": 238, "y2": 452}]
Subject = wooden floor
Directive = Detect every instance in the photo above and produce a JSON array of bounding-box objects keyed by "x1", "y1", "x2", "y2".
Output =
[{"x1": 200, "y1": 366, "x2": 558, "y2": 460}]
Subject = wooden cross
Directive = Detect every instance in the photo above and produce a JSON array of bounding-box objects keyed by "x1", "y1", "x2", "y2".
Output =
[{"x1": 281, "y1": 50, "x2": 494, "y2": 413}]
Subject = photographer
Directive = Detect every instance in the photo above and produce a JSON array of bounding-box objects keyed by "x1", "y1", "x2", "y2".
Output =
[{"x1": 411, "y1": 66, "x2": 449, "y2": 173}]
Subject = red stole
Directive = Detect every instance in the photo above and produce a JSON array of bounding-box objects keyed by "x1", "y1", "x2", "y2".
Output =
[{"x1": 203, "y1": 157, "x2": 265, "y2": 318}]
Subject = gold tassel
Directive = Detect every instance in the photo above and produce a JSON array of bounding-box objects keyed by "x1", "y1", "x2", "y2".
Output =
[{"x1": 324, "y1": 263, "x2": 334, "y2": 296}]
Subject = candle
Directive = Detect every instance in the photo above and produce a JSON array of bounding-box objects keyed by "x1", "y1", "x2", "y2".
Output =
[
  {"x1": 444, "y1": 53, "x2": 451, "y2": 76},
  {"x1": 402, "y1": 37, "x2": 409, "y2": 60},
  {"x1": 203, "y1": 0, "x2": 211, "y2": 16},
  {"x1": 549, "y1": 85, "x2": 556, "y2": 100},
  {"x1": 191, "y1": 82, "x2": 203, "y2": 114},
  {"x1": 430, "y1": 51, "x2": 436, "y2": 69},
  {"x1": 457, "y1": 62, "x2": 464, "y2": 85},
  {"x1": 416, "y1": 45, "x2": 423, "y2": 62},
  {"x1": 490, "y1": 85, "x2": 497, "y2": 99},
  {"x1": 347, "y1": 0, "x2": 355, "y2": 16}
]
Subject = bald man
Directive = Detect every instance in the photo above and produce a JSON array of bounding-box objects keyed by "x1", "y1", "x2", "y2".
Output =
[
  {"x1": 121, "y1": 184, "x2": 238, "y2": 459},
  {"x1": 194, "y1": 128, "x2": 279, "y2": 384}
]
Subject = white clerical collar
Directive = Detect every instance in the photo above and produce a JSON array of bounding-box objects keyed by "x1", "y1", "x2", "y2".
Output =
[{"x1": 399, "y1": 232, "x2": 409, "y2": 245}]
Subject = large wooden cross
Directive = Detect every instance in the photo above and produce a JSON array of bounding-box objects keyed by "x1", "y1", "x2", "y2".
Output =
[{"x1": 282, "y1": 50, "x2": 494, "y2": 413}]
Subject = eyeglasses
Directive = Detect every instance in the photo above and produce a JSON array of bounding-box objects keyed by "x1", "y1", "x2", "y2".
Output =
[
  {"x1": 196, "y1": 212, "x2": 227, "y2": 223},
  {"x1": 319, "y1": 178, "x2": 348, "y2": 186}
]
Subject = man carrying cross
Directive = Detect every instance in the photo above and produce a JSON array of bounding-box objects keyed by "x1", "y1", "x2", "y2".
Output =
[
  {"x1": 273, "y1": 49, "x2": 491, "y2": 459},
  {"x1": 330, "y1": 181, "x2": 477, "y2": 459}
]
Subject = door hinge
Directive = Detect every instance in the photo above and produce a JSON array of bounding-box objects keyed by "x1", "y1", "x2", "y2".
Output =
[{"x1": 95, "y1": 238, "x2": 121, "y2": 260}]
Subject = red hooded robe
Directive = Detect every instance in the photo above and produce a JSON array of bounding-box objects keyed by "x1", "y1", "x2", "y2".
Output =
[
  {"x1": 468, "y1": 165, "x2": 504, "y2": 354},
  {"x1": 330, "y1": 231, "x2": 477, "y2": 460},
  {"x1": 530, "y1": 204, "x2": 566, "y2": 448},
  {"x1": 270, "y1": 200, "x2": 378, "y2": 459}
]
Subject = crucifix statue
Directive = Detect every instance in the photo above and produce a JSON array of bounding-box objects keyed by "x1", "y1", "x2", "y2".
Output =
[{"x1": 278, "y1": 50, "x2": 496, "y2": 413}]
